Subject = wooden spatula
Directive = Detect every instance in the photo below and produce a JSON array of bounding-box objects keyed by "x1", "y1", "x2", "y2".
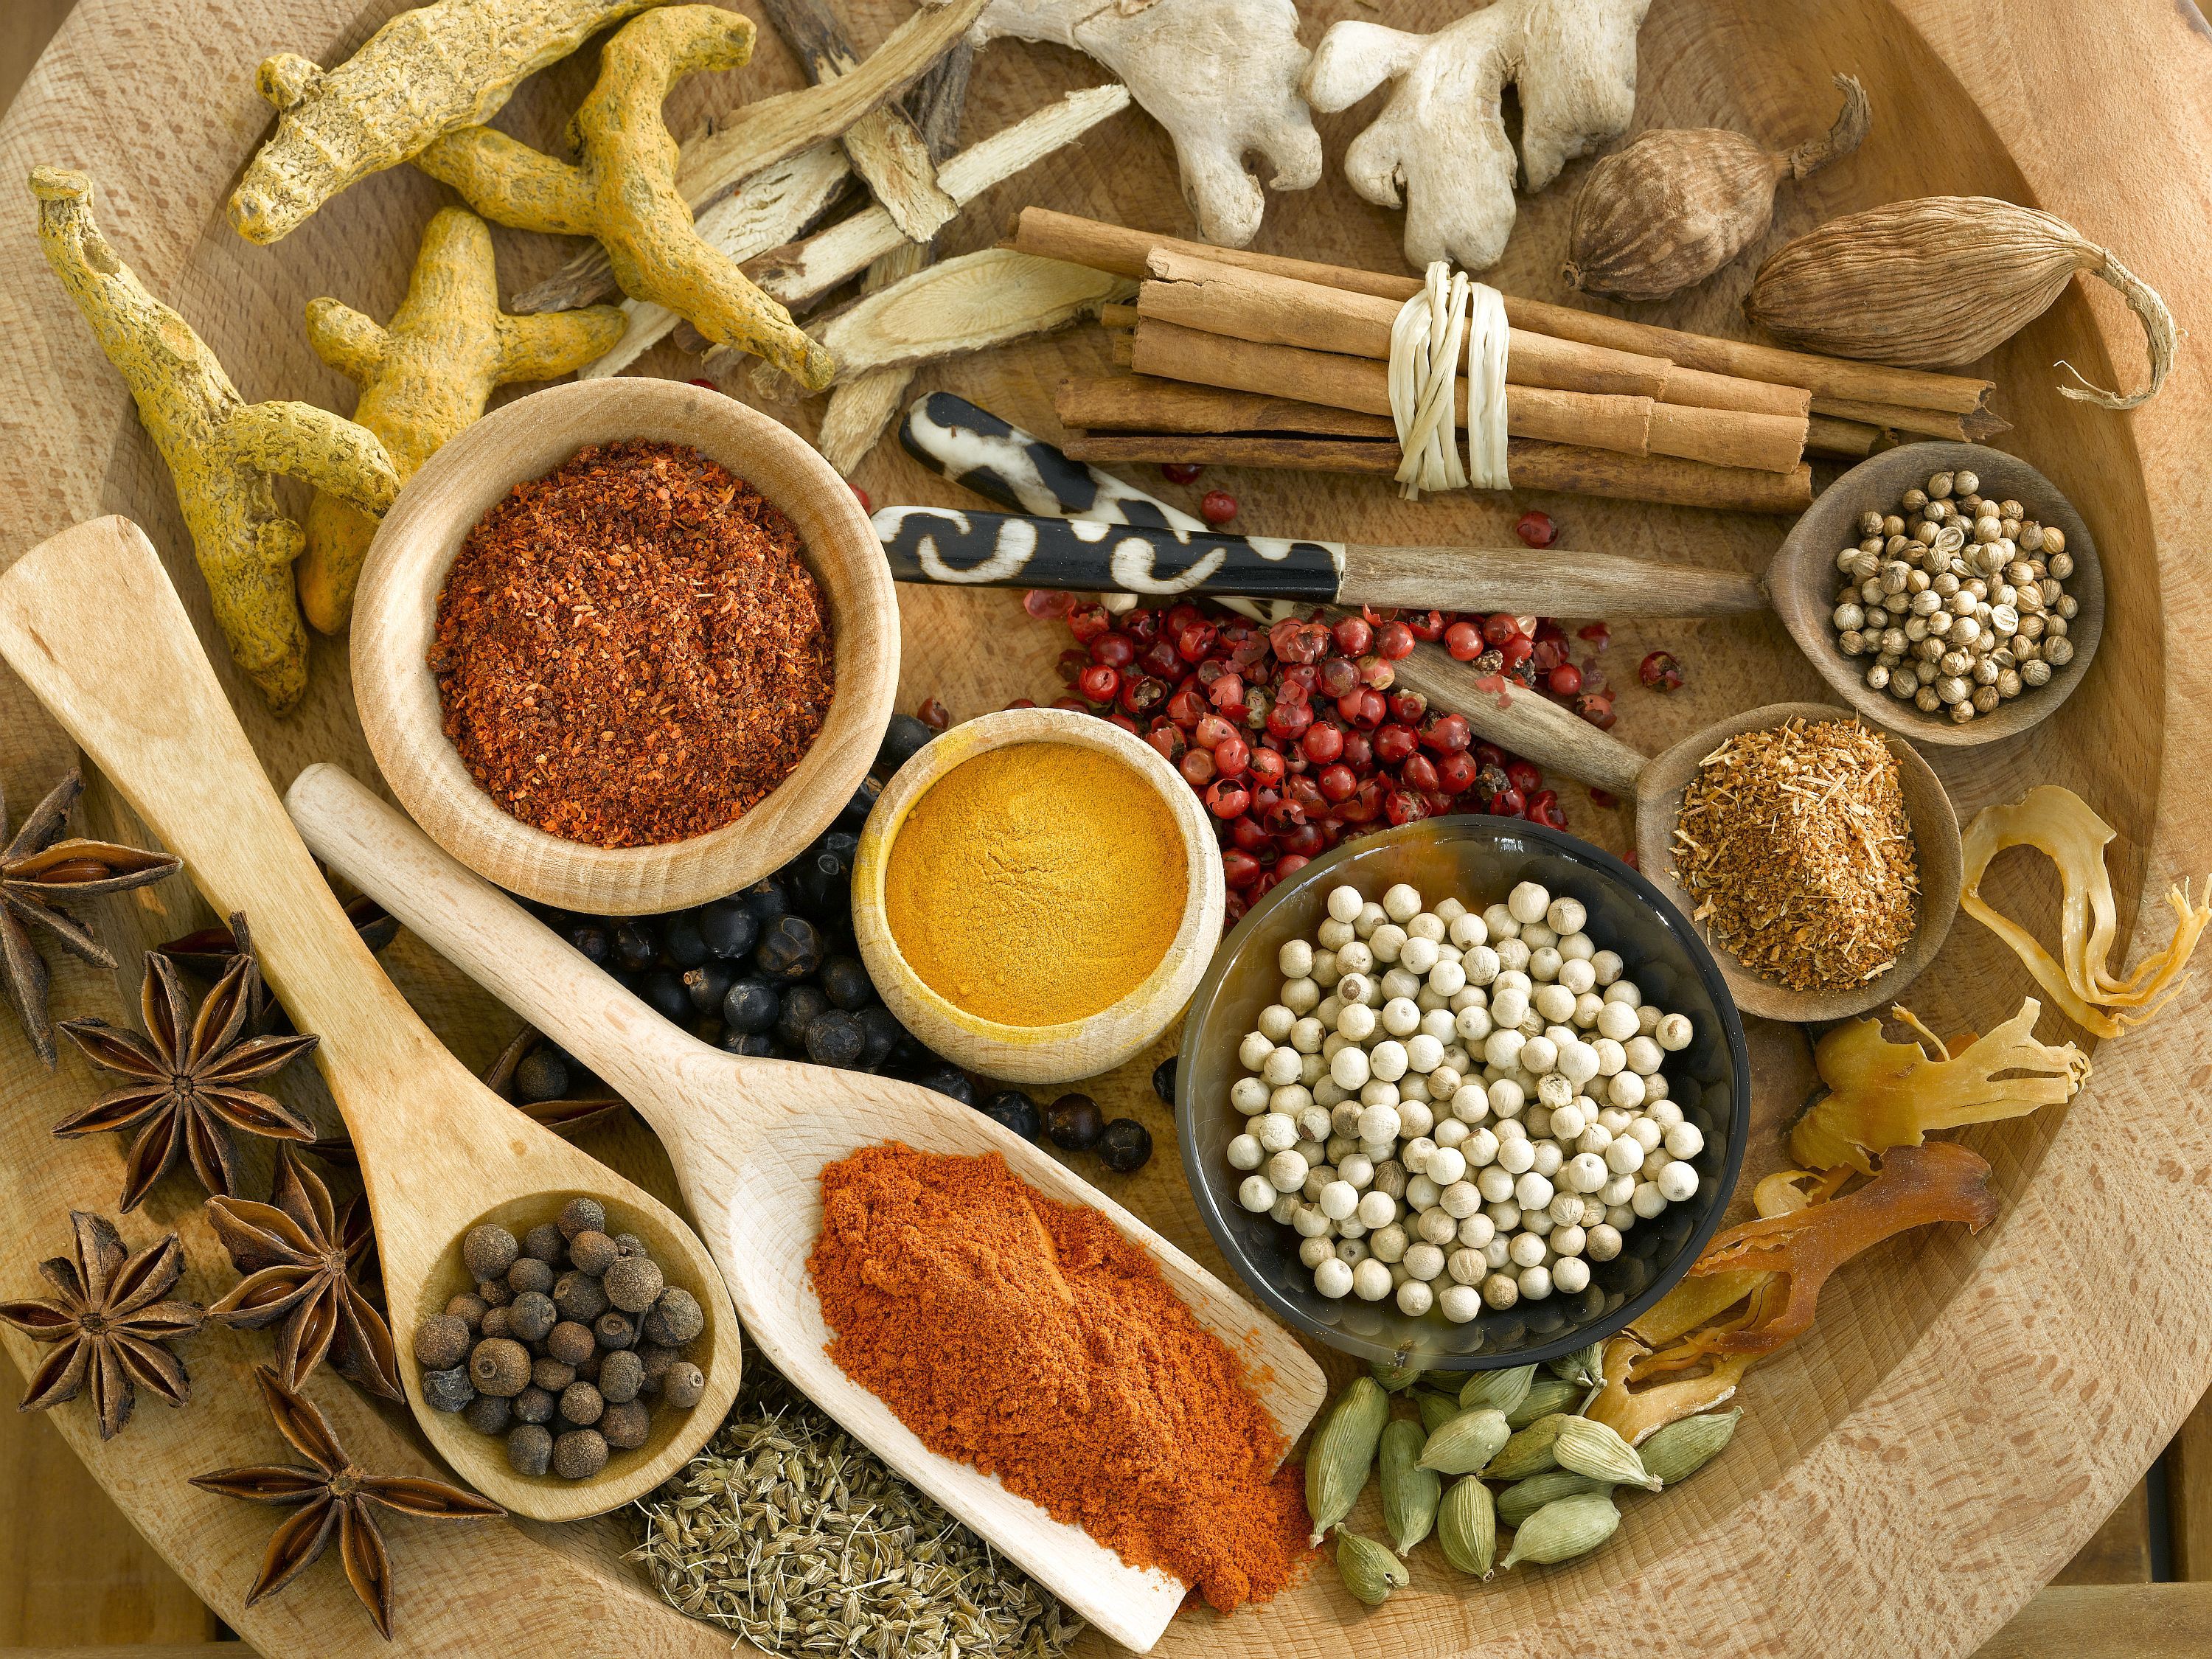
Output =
[
  {"x1": 284, "y1": 767, "x2": 1328, "y2": 1650},
  {"x1": 0, "y1": 517, "x2": 741, "y2": 1522}
]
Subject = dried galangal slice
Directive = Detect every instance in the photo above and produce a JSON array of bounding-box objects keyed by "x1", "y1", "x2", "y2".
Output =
[
  {"x1": 1788, "y1": 998, "x2": 2089, "y2": 1174},
  {"x1": 1688, "y1": 1141, "x2": 1997, "y2": 1356},
  {"x1": 1963, "y1": 785, "x2": 2211, "y2": 1039}
]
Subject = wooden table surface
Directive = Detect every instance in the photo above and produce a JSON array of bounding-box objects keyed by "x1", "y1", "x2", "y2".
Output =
[{"x1": 1, "y1": 1, "x2": 2208, "y2": 1655}]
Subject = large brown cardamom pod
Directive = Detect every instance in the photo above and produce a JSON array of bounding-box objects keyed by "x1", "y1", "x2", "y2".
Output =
[
  {"x1": 1563, "y1": 74, "x2": 1870, "y2": 304},
  {"x1": 1745, "y1": 195, "x2": 2176, "y2": 409}
]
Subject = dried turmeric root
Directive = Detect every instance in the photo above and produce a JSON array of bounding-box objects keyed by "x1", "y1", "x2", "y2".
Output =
[
  {"x1": 32, "y1": 168, "x2": 397, "y2": 713},
  {"x1": 301, "y1": 208, "x2": 625, "y2": 633},
  {"x1": 415, "y1": 6, "x2": 835, "y2": 391},
  {"x1": 230, "y1": 0, "x2": 672, "y2": 244}
]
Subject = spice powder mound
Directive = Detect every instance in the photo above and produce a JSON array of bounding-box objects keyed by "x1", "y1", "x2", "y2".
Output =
[
  {"x1": 807, "y1": 1143, "x2": 1312, "y2": 1613},
  {"x1": 1670, "y1": 716, "x2": 1919, "y2": 991},
  {"x1": 430, "y1": 439, "x2": 834, "y2": 848}
]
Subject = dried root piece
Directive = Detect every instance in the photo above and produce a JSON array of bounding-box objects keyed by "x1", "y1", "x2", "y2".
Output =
[
  {"x1": 415, "y1": 6, "x2": 833, "y2": 389},
  {"x1": 230, "y1": 0, "x2": 671, "y2": 244},
  {"x1": 729, "y1": 248, "x2": 1133, "y2": 397},
  {"x1": 1690, "y1": 1141, "x2": 1997, "y2": 1355},
  {"x1": 1565, "y1": 74, "x2": 1870, "y2": 302},
  {"x1": 1961, "y1": 785, "x2": 2211, "y2": 1038},
  {"x1": 1790, "y1": 998, "x2": 2090, "y2": 1175},
  {"x1": 300, "y1": 209, "x2": 625, "y2": 633},
  {"x1": 32, "y1": 169, "x2": 397, "y2": 712},
  {"x1": 1303, "y1": 0, "x2": 1652, "y2": 272},
  {"x1": 1586, "y1": 1335, "x2": 1759, "y2": 1446},
  {"x1": 973, "y1": 0, "x2": 1321, "y2": 248}
]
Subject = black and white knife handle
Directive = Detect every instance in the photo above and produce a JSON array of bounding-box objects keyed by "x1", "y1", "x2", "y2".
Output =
[
  {"x1": 900, "y1": 391, "x2": 1201, "y2": 530},
  {"x1": 872, "y1": 506, "x2": 1346, "y2": 601}
]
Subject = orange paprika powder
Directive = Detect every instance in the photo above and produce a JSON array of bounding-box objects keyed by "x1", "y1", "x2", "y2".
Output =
[{"x1": 807, "y1": 1143, "x2": 1311, "y2": 1613}]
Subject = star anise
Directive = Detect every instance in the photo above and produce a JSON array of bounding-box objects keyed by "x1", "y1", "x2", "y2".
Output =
[
  {"x1": 161, "y1": 901, "x2": 396, "y2": 1035},
  {"x1": 206, "y1": 1145, "x2": 402, "y2": 1401},
  {"x1": 55, "y1": 950, "x2": 320, "y2": 1211},
  {"x1": 0, "y1": 1210, "x2": 204, "y2": 1439},
  {"x1": 483, "y1": 1025, "x2": 629, "y2": 1137},
  {"x1": 1, "y1": 768, "x2": 181, "y2": 1066},
  {"x1": 192, "y1": 1366, "x2": 504, "y2": 1639}
]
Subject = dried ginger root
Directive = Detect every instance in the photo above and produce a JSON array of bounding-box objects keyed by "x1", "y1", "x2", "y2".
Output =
[
  {"x1": 415, "y1": 7, "x2": 833, "y2": 391},
  {"x1": 1689, "y1": 1141, "x2": 1997, "y2": 1355},
  {"x1": 300, "y1": 209, "x2": 625, "y2": 633},
  {"x1": 230, "y1": 0, "x2": 672, "y2": 244},
  {"x1": 1790, "y1": 998, "x2": 2090, "y2": 1175},
  {"x1": 1962, "y1": 785, "x2": 2211, "y2": 1039},
  {"x1": 32, "y1": 169, "x2": 397, "y2": 713}
]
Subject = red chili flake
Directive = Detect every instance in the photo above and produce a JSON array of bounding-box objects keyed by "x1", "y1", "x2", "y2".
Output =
[{"x1": 429, "y1": 440, "x2": 834, "y2": 849}]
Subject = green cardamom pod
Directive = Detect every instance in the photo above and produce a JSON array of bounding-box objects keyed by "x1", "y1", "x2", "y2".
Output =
[
  {"x1": 1547, "y1": 1342, "x2": 1605, "y2": 1391},
  {"x1": 1305, "y1": 1377, "x2": 1389, "y2": 1545},
  {"x1": 1415, "y1": 1388, "x2": 1462, "y2": 1437},
  {"x1": 1508, "y1": 1377, "x2": 1584, "y2": 1428},
  {"x1": 1499, "y1": 1491, "x2": 1620, "y2": 1570},
  {"x1": 1416, "y1": 1406, "x2": 1512, "y2": 1475},
  {"x1": 1335, "y1": 1528, "x2": 1411, "y2": 1606},
  {"x1": 1496, "y1": 1468, "x2": 1613, "y2": 1528},
  {"x1": 1459, "y1": 1363, "x2": 1536, "y2": 1416},
  {"x1": 1371, "y1": 1357, "x2": 1425, "y2": 1392},
  {"x1": 1380, "y1": 1418, "x2": 1441, "y2": 1554},
  {"x1": 1554, "y1": 1416, "x2": 1662, "y2": 1491},
  {"x1": 1638, "y1": 1408, "x2": 1742, "y2": 1487},
  {"x1": 1482, "y1": 1412, "x2": 1571, "y2": 1481},
  {"x1": 1436, "y1": 1474, "x2": 1496, "y2": 1577}
]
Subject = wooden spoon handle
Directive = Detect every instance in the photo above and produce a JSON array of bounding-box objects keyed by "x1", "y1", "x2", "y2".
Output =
[
  {"x1": 0, "y1": 519, "x2": 441, "y2": 1118},
  {"x1": 284, "y1": 761, "x2": 726, "y2": 1138},
  {"x1": 1389, "y1": 641, "x2": 1652, "y2": 798}
]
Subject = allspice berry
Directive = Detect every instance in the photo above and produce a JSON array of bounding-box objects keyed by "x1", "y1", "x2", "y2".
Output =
[
  {"x1": 475, "y1": 1277, "x2": 513, "y2": 1309},
  {"x1": 464, "y1": 1394, "x2": 512, "y2": 1436},
  {"x1": 594, "y1": 1311, "x2": 637, "y2": 1351},
  {"x1": 532, "y1": 1356, "x2": 577, "y2": 1394},
  {"x1": 603, "y1": 1255, "x2": 664, "y2": 1314},
  {"x1": 552, "y1": 1270, "x2": 608, "y2": 1324},
  {"x1": 641, "y1": 1287, "x2": 703, "y2": 1346},
  {"x1": 568, "y1": 1230, "x2": 618, "y2": 1277},
  {"x1": 512, "y1": 1385, "x2": 557, "y2": 1425},
  {"x1": 560, "y1": 1381, "x2": 605, "y2": 1427},
  {"x1": 445, "y1": 1291, "x2": 489, "y2": 1330},
  {"x1": 462, "y1": 1224, "x2": 518, "y2": 1282},
  {"x1": 508, "y1": 1423, "x2": 554, "y2": 1477},
  {"x1": 414, "y1": 1313, "x2": 473, "y2": 1371},
  {"x1": 507, "y1": 1290, "x2": 557, "y2": 1344},
  {"x1": 612, "y1": 1233, "x2": 647, "y2": 1259},
  {"x1": 546, "y1": 1320, "x2": 596, "y2": 1366},
  {"x1": 468, "y1": 1337, "x2": 532, "y2": 1397},
  {"x1": 599, "y1": 1399, "x2": 651, "y2": 1450},
  {"x1": 558, "y1": 1196, "x2": 607, "y2": 1239},
  {"x1": 636, "y1": 1343, "x2": 681, "y2": 1394},
  {"x1": 553, "y1": 1428, "x2": 610, "y2": 1481},
  {"x1": 599, "y1": 1349, "x2": 645, "y2": 1405},
  {"x1": 523, "y1": 1222, "x2": 566, "y2": 1262},
  {"x1": 661, "y1": 1361, "x2": 706, "y2": 1409},
  {"x1": 507, "y1": 1256, "x2": 554, "y2": 1296},
  {"x1": 479, "y1": 1306, "x2": 512, "y2": 1340}
]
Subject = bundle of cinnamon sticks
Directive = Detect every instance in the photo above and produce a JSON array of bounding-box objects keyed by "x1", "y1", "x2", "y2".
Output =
[{"x1": 1013, "y1": 209, "x2": 2006, "y2": 515}]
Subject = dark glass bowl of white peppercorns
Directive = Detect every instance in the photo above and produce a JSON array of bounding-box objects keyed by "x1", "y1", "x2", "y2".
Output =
[
  {"x1": 512, "y1": 721, "x2": 1158, "y2": 1175},
  {"x1": 416, "y1": 1197, "x2": 710, "y2": 1481}
]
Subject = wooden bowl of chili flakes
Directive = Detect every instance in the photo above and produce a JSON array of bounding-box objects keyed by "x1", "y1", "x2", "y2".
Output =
[{"x1": 349, "y1": 377, "x2": 898, "y2": 915}]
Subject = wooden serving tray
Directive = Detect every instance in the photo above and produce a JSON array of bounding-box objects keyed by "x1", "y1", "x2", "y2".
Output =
[{"x1": 2, "y1": 1, "x2": 2208, "y2": 1655}]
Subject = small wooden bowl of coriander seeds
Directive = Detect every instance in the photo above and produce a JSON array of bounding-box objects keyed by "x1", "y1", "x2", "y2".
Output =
[
  {"x1": 1766, "y1": 442, "x2": 2103, "y2": 747},
  {"x1": 412, "y1": 1194, "x2": 723, "y2": 1492}
]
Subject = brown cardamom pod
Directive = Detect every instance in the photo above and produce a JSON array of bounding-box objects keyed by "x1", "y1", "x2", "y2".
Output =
[{"x1": 1564, "y1": 74, "x2": 1871, "y2": 304}]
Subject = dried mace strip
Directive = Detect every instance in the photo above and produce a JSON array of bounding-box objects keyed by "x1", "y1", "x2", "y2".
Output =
[
  {"x1": 431, "y1": 440, "x2": 834, "y2": 849},
  {"x1": 633, "y1": 1358, "x2": 1082, "y2": 1659},
  {"x1": 1671, "y1": 717, "x2": 1918, "y2": 993}
]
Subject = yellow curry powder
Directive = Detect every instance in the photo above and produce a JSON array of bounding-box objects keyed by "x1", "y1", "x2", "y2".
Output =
[{"x1": 883, "y1": 744, "x2": 1186, "y2": 1026}]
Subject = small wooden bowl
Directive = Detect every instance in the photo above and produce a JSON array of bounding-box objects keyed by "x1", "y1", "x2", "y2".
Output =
[
  {"x1": 1632, "y1": 703, "x2": 1964, "y2": 1025},
  {"x1": 850, "y1": 709, "x2": 1225, "y2": 1085},
  {"x1": 351, "y1": 378, "x2": 899, "y2": 915},
  {"x1": 1766, "y1": 442, "x2": 2103, "y2": 748}
]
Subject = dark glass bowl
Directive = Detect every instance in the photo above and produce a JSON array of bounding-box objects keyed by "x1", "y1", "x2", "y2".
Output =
[{"x1": 1176, "y1": 817, "x2": 1750, "y2": 1371}]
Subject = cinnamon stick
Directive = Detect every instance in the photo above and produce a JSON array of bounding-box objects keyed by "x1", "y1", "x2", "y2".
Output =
[
  {"x1": 1057, "y1": 375, "x2": 1396, "y2": 438},
  {"x1": 1060, "y1": 432, "x2": 1815, "y2": 514},
  {"x1": 1806, "y1": 414, "x2": 1882, "y2": 457},
  {"x1": 1131, "y1": 318, "x2": 1808, "y2": 474},
  {"x1": 1014, "y1": 207, "x2": 1992, "y2": 417}
]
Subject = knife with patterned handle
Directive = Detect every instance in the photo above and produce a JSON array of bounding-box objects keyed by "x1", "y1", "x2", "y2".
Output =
[{"x1": 889, "y1": 393, "x2": 1767, "y2": 618}]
